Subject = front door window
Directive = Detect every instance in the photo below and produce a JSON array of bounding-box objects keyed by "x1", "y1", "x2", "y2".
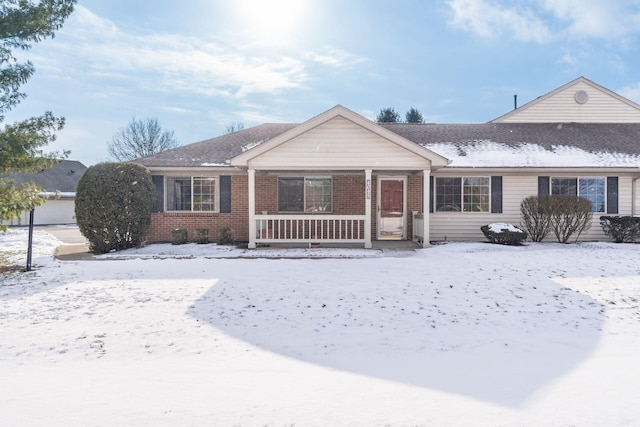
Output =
[{"x1": 379, "y1": 178, "x2": 405, "y2": 239}]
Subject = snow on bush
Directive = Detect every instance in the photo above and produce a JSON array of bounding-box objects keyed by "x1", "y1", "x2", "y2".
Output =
[{"x1": 481, "y1": 223, "x2": 527, "y2": 245}]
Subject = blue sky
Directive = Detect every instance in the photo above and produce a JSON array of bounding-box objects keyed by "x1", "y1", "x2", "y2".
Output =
[{"x1": 6, "y1": 0, "x2": 640, "y2": 166}]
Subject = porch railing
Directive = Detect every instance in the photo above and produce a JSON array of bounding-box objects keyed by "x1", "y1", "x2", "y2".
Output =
[
  {"x1": 255, "y1": 214, "x2": 366, "y2": 243},
  {"x1": 413, "y1": 212, "x2": 424, "y2": 243}
]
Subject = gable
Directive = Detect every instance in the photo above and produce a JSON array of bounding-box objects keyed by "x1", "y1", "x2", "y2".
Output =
[
  {"x1": 249, "y1": 116, "x2": 433, "y2": 170},
  {"x1": 231, "y1": 105, "x2": 449, "y2": 170},
  {"x1": 492, "y1": 77, "x2": 640, "y2": 123}
]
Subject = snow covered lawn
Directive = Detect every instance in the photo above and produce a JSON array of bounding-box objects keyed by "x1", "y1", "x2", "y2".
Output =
[{"x1": 1, "y1": 228, "x2": 640, "y2": 426}]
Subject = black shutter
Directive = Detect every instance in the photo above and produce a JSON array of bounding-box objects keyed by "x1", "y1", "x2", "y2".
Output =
[
  {"x1": 429, "y1": 175, "x2": 434, "y2": 213},
  {"x1": 538, "y1": 176, "x2": 550, "y2": 196},
  {"x1": 151, "y1": 175, "x2": 164, "y2": 213},
  {"x1": 219, "y1": 175, "x2": 231, "y2": 213},
  {"x1": 491, "y1": 176, "x2": 503, "y2": 213},
  {"x1": 607, "y1": 177, "x2": 618, "y2": 214}
]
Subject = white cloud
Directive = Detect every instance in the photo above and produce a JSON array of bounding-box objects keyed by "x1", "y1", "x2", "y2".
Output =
[
  {"x1": 447, "y1": 0, "x2": 552, "y2": 43},
  {"x1": 617, "y1": 82, "x2": 640, "y2": 104},
  {"x1": 304, "y1": 47, "x2": 367, "y2": 69},
  {"x1": 448, "y1": 0, "x2": 640, "y2": 43},
  {"x1": 542, "y1": 0, "x2": 640, "y2": 40},
  {"x1": 33, "y1": 5, "x2": 364, "y2": 101}
]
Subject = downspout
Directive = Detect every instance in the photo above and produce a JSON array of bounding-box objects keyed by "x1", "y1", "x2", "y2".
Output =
[{"x1": 633, "y1": 176, "x2": 640, "y2": 217}]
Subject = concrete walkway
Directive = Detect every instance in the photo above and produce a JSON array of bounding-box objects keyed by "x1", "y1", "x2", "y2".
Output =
[
  {"x1": 41, "y1": 225, "x2": 422, "y2": 261},
  {"x1": 38, "y1": 225, "x2": 94, "y2": 261}
]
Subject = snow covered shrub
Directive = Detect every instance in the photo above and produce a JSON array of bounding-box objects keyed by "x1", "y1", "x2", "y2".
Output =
[
  {"x1": 600, "y1": 216, "x2": 640, "y2": 243},
  {"x1": 548, "y1": 195, "x2": 592, "y2": 243},
  {"x1": 481, "y1": 223, "x2": 527, "y2": 245},
  {"x1": 75, "y1": 162, "x2": 154, "y2": 254},
  {"x1": 520, "y1": 196, "x2": 552, "y2": 242}
]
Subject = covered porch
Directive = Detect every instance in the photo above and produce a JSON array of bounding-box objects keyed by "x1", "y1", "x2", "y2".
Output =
[
  {"x1": 246, "y1": 169, "x2": 432, "y2": 248},
  {"x1": 229, "y1": 105, "x2": 449, "y2": 249}
]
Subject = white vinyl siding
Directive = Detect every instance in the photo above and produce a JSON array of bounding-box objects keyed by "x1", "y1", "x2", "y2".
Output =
[
  {"x1": 430, "y1": 174, "x2": 635, "y2": 242},
  {"x1": 495, "y1": 80, "x2": 640, "y2": 123},
  {"x1": 249, "y1": 117, "x2": 430, "y2": 170}
]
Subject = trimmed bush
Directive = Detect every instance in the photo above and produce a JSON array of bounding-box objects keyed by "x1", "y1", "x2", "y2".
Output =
[
  {"x1": 195, "y1": 228, "x2": 209, "y2": 244},
  {"x1": 217, "y1": 227, "x2": 234, "y2": 245},
  {"x1": 172, "y1": 228, "x2": 188, "y2": 245},
  {"x1": 75, "y1": 162, "x2": 154, "y2": 254},
  {"x1": 548, "y1": 195, "x2": 592, "y2": 243},
  {"x1": 600, "y1": 216, "x2": 640, "y2": 243},
  {"x1": 520, "y1": 195, "x2": 592, "y2": 243},
  {"x1": 520, "y1": 196, "x2": 553, "y2": 242},
  {"x1": 481, "y1": 223, "x2": 527, "y2": 245}
]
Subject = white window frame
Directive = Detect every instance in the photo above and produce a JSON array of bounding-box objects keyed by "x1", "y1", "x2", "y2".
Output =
[
  {"x1": 435, "y1": 176, "x2": 491, "y2": 213},
  {"x1": 166, "y1": 176, "x2": 220, "y2": 212}
]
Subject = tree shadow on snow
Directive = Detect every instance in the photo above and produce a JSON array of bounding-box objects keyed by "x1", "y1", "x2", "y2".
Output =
[{"x1": 187, "y1": 254, "x2": 605, "y2": 407}]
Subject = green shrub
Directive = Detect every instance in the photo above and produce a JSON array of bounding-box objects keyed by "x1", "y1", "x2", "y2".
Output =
[
  {"x1": 75, "y1": 162, "x2": 154, "y2": 254},
  {"x1": 195, "y1": 228, "x2": 209, "y2": 244},
  {"x1": 172, "y1": 228, "x2": 188, "y2": 245},
  {"x1": 600, "y1": 216, "x2": 640, "y2": 243},
  {"x1": 217, "y1": 227, "x2": 234, "y2": 245},
  {"x1": 481, "y1": 223, "x2": 527, "y2": 245}
]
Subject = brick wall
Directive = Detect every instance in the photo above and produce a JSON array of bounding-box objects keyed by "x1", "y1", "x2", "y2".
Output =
[
  {"x1": 147, "y1": 173, "x2": 425, "y2": 243},
  {"x1": 147, "y1": 175, "x2": 249, "y2": 243}
]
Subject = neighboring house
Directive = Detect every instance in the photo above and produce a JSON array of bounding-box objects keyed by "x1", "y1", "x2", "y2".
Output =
[
  {"x1": 2, "y1": 160, "x2": 87, "y2": 226},
  {"x1": 136, "y1": 77, "x2": 640, "y2": 248}
]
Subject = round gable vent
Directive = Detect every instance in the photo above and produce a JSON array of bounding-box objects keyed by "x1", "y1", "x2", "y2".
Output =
[{"x1": 574, "y1": 90, "x2": 589, "y2": 104}]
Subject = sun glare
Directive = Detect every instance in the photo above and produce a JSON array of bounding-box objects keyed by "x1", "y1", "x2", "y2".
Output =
[{"x1": 234, "y1": 0, "x2": 309, "y2": 44}]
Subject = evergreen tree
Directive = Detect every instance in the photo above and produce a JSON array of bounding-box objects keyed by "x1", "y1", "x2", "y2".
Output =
[
  {"x1": 0, "y1": 0, "x2": 76, "y2": 230},
  {"x1": 405, "y1": 107, "x2": 425, "y2": 123},
  {"x1": 376, "y1": 107, "x2": 401, "y2": 123}
]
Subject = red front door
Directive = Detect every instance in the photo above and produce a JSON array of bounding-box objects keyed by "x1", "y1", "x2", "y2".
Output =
[{"x1": 378, "y1": 179, "x2": 405, "y2": 239}]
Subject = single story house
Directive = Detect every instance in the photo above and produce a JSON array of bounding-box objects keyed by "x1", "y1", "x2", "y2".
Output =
[
  {"x1": 2, "y1": 160, "x2": 87, "y2": 226},
  {"x1": 136, "y1": 77, "x2": 640, "y2": 248}
]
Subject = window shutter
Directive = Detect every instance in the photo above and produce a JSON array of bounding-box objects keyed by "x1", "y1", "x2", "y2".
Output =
[
  {"x1": 429, "y1": 176, "x2": 434, "y2": 213},
  {"x1": 538, "y1": 176, "x2": 550, "y2": 196},
  {"x1": 220, "y1": 176, "x2": 231, "y2": 213},
  {"x1": 607, "y1": 177, "x2": 618, "y2": 214},
  {"x1": 151, "y1": 175, "x2": 164, "y2": 213},
  {"x1": 491, "y1": 176, "x2": 503, "y2": 213}
]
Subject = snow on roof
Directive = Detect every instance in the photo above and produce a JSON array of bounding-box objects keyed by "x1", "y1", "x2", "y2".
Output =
[{"x1": 423, "y1": 141, "x2": 640, "y2": 168}]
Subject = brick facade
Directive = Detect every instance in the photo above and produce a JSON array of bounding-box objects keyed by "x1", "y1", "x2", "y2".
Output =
[
  {"x1": 146, "y1": 175, "x2": 249, "y2": 243},
  {"x1": 146, "y1": 173, "x2": 424, "y2": 243}
]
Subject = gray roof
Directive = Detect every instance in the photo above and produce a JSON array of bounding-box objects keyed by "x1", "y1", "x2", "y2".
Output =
[
  {"x1": 1, "y1": 160, "x2": 87, "y2": 192},
  {"x1": 136, "y1": 122, "x2": 640, "y2": 168},
  {"x1": 380, "y1": 122, "x2": 640, "y2": 155},
  {"x1": 136, "y1": 123, "x2": 297, "y2": 168}
]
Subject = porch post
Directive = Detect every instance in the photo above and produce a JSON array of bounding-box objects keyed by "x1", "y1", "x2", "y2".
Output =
[
  {"x1": 422, "y1": 169, "x2": 431, "y2": 248},
  {"x1": 248, "y1": 169, "x2": 256, "y2": 249},
  {"x1": 364, "y1": 169, "x2": 372, "y2": 249}
]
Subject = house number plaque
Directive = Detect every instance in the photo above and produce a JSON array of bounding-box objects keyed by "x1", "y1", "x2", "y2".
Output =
[{"x1": 366, "y1": 179, "x2": 371, "y2": 199}]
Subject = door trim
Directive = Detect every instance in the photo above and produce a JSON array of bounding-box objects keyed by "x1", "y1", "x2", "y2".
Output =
[{"x1": 376, "y1": 176, "x2": 407, "y2": 240}]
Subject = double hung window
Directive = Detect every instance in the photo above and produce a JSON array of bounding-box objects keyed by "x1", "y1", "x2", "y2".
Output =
[
  {"x1": 167, "y1": 177, "x2": 219, "y2": 212},
  {"x1": 435, "y1": 177, "x2": 490, "y2": 212}
]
